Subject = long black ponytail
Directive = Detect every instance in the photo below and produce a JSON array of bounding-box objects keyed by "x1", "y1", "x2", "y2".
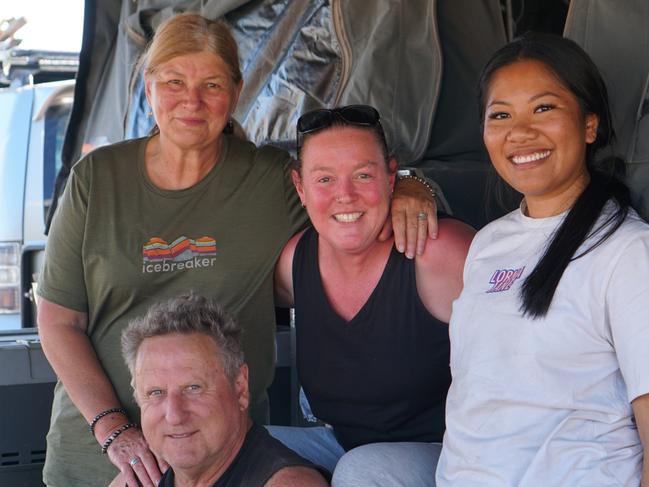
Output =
[{"x1": 478, "y1": 32, "x2": 631, "y2": 318}]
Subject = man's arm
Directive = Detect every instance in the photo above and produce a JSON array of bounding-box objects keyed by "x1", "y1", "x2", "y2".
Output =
[{"x1": 266, "y1": 466, "x2": 329, "y2": 487}]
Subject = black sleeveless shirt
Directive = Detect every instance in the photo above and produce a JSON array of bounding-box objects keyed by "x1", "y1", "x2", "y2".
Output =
[
  {"x1": 158, "y1": 424, "x2": 324, "y2": 486},
  {"x1": 294, "y1": 227, "x2": 451, "y2": 451}
]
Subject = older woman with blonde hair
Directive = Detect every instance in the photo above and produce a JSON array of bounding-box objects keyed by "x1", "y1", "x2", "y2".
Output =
[{"x1": 37, "y1": 12, "x2": 435, "y2": 487}]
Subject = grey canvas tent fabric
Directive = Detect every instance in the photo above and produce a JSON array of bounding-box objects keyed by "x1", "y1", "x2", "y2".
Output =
[
  {"x1": 73, "y1": 0, "x2": 505, "y2": 162},
  {"x1": 51, "y1": 0, "x2": 649, "y2": 229},
  {"x1": 49, "y1": 0, "x2": 506, "y2": 230},
  {"x1": 564, "y1": 0, "x2": 649, "y2": 220},
  {"x1": 415, "y1": 0, "x2": 508, "y2": 227}
]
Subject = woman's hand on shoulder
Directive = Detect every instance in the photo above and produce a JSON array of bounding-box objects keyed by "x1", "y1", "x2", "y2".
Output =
[
  {"x1": 105, "y1": 426, "x2": 168, "y2": 487},
  {"x1": 415, "y1": 218, "x2": 475, "y2": 322},
  {"x1": 382, "y1": 177, "x2": 438, "y2": 259}
]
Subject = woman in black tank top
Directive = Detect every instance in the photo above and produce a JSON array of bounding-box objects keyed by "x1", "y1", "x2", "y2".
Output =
[{"x1": 268, "y1": 106, "x2": 475, "y2": 486}]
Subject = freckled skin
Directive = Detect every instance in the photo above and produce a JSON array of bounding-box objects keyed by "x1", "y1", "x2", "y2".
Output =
[{"x1": 483, "y1": 59, "x2": 599, "y2": 217}]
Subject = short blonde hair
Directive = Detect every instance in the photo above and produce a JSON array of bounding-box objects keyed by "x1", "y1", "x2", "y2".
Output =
[{"x1": 142, "y1": 12, "x2": 242, "y2": 85}]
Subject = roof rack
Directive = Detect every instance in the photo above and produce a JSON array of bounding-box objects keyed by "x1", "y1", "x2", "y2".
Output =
[{"x1": 1, "y1": 17, "x2": 79, "y2": 87}]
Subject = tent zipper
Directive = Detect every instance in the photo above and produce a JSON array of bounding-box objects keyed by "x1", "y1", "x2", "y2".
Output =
[{"x1": 331, "y1": 0, "x2": 352, "y2": 106}]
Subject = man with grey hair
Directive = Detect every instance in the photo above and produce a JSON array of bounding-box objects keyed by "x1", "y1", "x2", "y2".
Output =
[{"x1": 111, "y1": 294, "x2": 328, "y2": 487}]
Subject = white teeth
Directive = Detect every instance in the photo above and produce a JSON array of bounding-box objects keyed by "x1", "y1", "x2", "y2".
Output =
[
  {"x1": 334, "y1": 212, "x2": 362, "y2": 222},
  {"x1": 169, "y1": 433, "x2": 192, "y2": 438},
  {"x1": 511, "y1": 150, "x2": 551, "y2": 164}
]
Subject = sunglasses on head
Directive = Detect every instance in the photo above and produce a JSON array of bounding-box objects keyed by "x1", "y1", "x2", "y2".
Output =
[{"x1": 296, "y1": 105, "x2": 384, "y2": 151}]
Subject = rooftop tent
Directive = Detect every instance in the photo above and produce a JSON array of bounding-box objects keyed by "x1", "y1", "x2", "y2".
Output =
[
  {"x1": 48, "y1": 0, "x2": 649, "y2": 230},
  {"x1": 50, "y1": 0, "x2": 507, "y2": 230}
]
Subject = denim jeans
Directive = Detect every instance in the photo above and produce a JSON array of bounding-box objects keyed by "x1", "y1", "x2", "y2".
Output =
[
  {"x1": 332, "y1": 441, "x2": 441, "y2": 486},
  {"x1": 266, "y1": 425, "x2": 345, "y2": 473},
  {"x1": 266, "y1": 424, "x2": 441, "y2": 486}
]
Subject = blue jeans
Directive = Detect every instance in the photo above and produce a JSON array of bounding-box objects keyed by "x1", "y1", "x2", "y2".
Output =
[
  {"x1": 266, "y1": 425, "x2": 441, "y2": 486},
  {"x1": 332, "y1": 441, "x2": 441, "y2": 486},
  {"x1": 266, "y1": 425, "x2": 345, "y2": 473}
]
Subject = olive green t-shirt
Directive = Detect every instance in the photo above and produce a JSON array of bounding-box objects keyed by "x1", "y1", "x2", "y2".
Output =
[{"x1": 38, "y1": 135, "x2": 305, "y2": 487}]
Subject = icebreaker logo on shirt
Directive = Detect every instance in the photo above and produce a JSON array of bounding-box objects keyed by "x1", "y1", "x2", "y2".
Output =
[
  {"x1": 141, "y1": 236, "x2": 218, "y2": 274},
  {"x1": 486, "y1": 267, "x2": 525, "y2": 293}
]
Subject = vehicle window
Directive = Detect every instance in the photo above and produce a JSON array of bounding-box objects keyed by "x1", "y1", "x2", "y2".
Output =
[{"x1": 43, "y1": 102, "x2": 72, "y2": 217}]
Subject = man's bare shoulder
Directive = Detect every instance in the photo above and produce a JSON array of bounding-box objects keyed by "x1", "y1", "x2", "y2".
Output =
[{"x1": 265, "y1": 465, "x2": 329, "y2": 487}]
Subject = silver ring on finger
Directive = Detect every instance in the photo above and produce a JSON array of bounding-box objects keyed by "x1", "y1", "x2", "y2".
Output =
[
  {"x1": 417, "y1": 212, "x2": 427, "y2": 221},
  {"x1": 129, "y1": 457, "x2": 140, "y2": 467}
]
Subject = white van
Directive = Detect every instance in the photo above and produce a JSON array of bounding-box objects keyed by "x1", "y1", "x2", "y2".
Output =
[{"x1": 0, "y1": 79, "x2": 74, "y2": 330}]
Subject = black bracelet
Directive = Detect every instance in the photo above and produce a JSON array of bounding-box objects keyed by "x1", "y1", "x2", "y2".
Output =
[
  {"x1": 89, "y1": 407, "x2": 128, "y2": 435},
  {"x1": 101, "y1": 422, "x2": 138, "y2": 454}
]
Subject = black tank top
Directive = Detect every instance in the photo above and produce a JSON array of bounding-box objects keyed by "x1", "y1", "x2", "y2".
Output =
[
  {"x1": 294, "y1": 227, "x2": 451, "y2": 451},
  {"x1": 158, "y1": 424, "x2": 325, "y2": 486}
]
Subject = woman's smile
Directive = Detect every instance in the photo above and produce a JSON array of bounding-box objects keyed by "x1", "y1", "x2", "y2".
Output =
[
  {"x1": 508, "y1": 149, "x2": 552, "y2": 165},
  {"x1": 483, "y1": 58, "x2": 598, "y2": 217},
  {"x1": 333, "y1": 212, "x2": 364, "y2": 223}
]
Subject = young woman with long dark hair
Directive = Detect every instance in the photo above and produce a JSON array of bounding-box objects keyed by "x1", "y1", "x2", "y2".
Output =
[{"x1": 436, "y1": 32, "x2": 649, "y2": 486}]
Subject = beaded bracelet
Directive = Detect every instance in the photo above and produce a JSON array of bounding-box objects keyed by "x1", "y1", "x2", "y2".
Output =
[
  {"x1": 101, "y1": 423, "x2": 138, "y2": 454},
  {"x1": 89, "y1": 407, "x2": 128, "y2": 435},
  {"x1": 396, "y1": 174, "x2": 437, "y2": 200}
]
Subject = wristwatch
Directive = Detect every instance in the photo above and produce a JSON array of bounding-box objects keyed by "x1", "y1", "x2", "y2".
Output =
[
  {"x1": 396, "y1": 167, "x2": 426, "y2": 179},
  {"x1": 395, "y1": 167, "x2": 453, "y2": 215}
]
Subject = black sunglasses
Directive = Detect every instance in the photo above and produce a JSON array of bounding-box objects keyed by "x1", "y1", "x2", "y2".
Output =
[{"x1": 296, "y1": 105, "x2": 385, "y2": 152}]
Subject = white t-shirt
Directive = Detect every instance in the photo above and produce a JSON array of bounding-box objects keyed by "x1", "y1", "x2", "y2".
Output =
[{"x1": 437, "y1": 204, "x2": 649, "y2": 487}]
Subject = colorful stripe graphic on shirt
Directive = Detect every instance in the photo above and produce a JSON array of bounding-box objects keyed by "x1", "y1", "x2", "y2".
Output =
[
  {"x1": 486, "y1": 267, "x2": 525, "y2": 293},
  {"x1": 143, "y1": 236, "x2": 217, "y2": 262}
]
